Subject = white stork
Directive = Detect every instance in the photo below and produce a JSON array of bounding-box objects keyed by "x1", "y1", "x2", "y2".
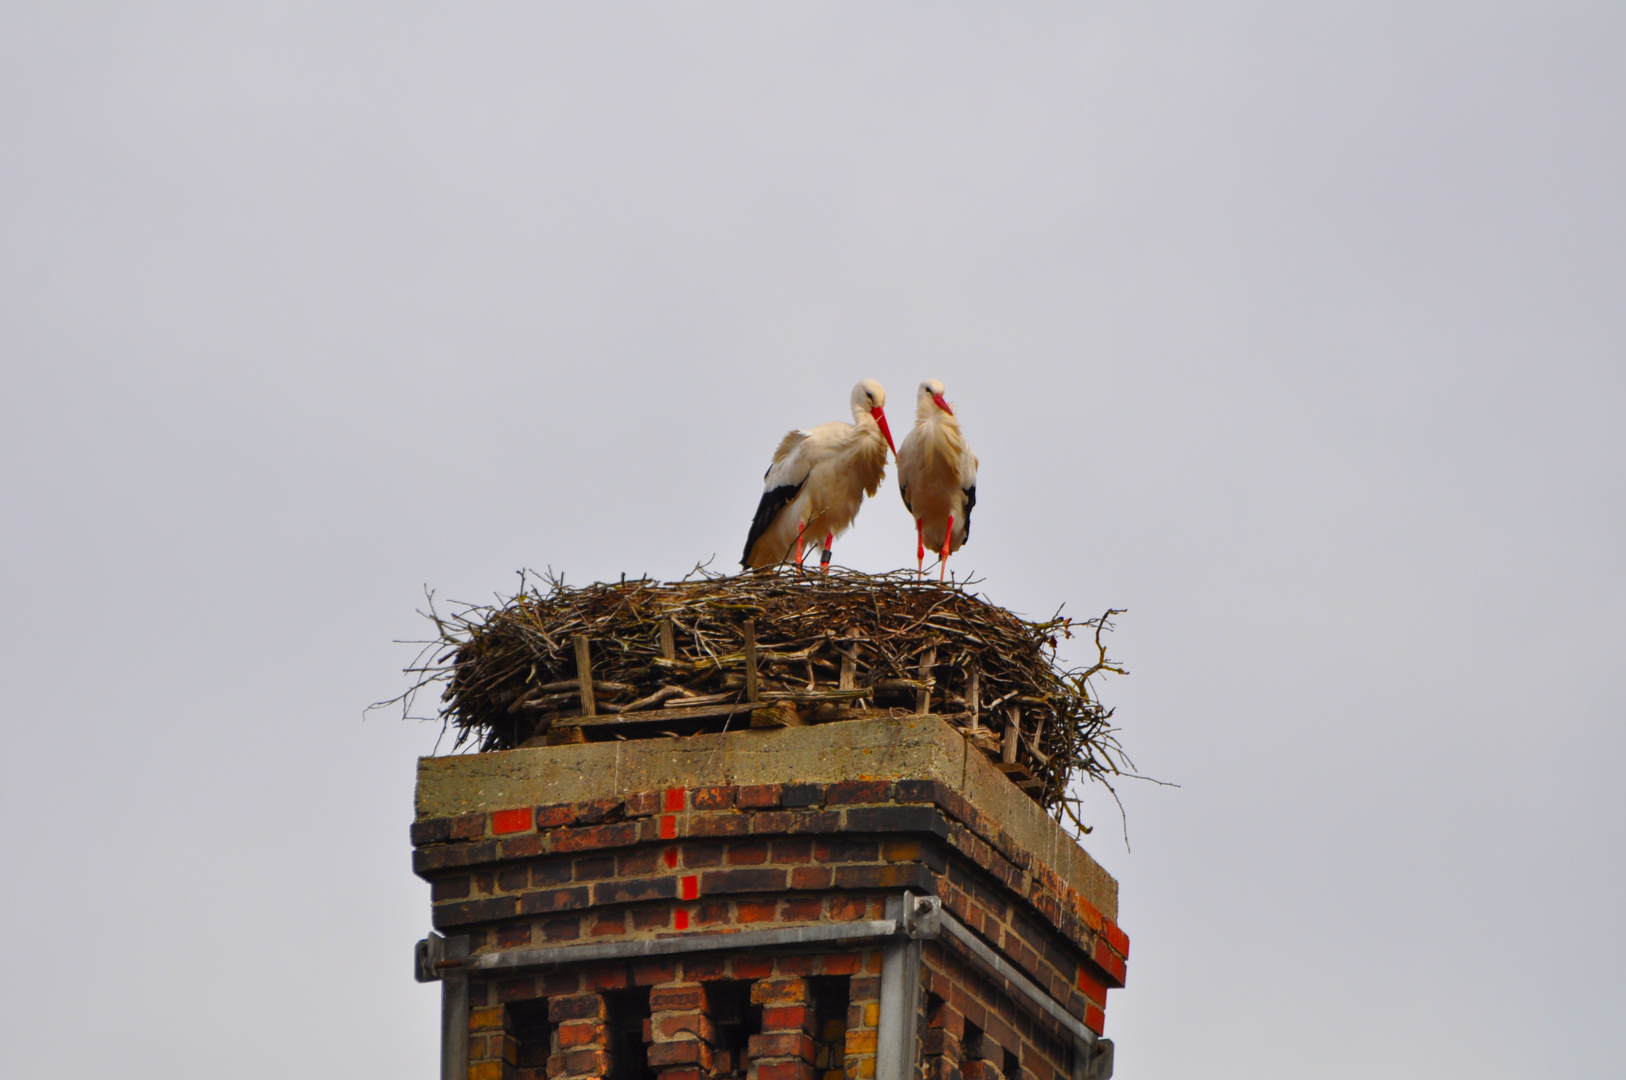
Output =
[
  {"x1": 741, "y1": 380, "x2": 897, "y2": 571},
  {"x1": 896, "y1": 379, "x2": 978, "y2": 580}
]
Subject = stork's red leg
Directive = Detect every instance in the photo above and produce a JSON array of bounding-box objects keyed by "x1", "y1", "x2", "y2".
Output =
[
  {"x1": 820, "y1": 532, "x2": 833, "y2": 574},
  {"x1": 916, "y1": 519, "x2": 925, "y2": 581},
  {"x1": 939, "y1": 515, "x2": 954, "y2": 581},
  {"x1": 795, "y1": 519, "x2": 806, "y2": 573}
]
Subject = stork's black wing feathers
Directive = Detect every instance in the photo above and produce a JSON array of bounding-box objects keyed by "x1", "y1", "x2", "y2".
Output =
[
  {"x1": 961, "y1": 485, "x2": 976, "y2": 542},
  {"x1": 741, "y1": 481, "x2": 805, "y2": 566}
]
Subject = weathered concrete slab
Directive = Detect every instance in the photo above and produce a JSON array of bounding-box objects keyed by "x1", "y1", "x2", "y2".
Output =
[{"x1": 416, "y1": 716, "x2": 1118, "y2": 920}]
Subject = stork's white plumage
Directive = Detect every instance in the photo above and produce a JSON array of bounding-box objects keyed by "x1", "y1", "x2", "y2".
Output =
[
  {"x1": 741, "y1": 380, "x2": 896, "y2": 571},
  {"x1": 896, "y1": 380, "x2": 979, "y2": 580}
]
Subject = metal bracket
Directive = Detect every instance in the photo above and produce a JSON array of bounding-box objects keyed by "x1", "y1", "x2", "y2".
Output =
[
  {"x1": 415, "y1": 933, "x2": 444, "y2": 983},
  {"x1": 901, "y1": 893, "x2": 942, "y2": 939}
]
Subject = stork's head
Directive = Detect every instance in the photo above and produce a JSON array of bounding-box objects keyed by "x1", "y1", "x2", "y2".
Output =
[
  {"x1": 852, "y1": 379, "x2": 896, "y2": 455},
  {"x1": 916, "y1": 379, "x2": 954, "y2": 418}
]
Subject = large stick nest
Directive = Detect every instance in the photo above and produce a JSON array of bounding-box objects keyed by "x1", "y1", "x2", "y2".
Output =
[{"x1": 388, "y1": 566, "x2": 1136, "y2": 836}]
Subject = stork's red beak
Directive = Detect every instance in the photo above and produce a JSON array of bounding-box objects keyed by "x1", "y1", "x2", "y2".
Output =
[
  {"x1": 872, "y1": 406, "x2": 897, "y2": 455},
  {"x1": 932, "y1": 393, "x2": 953, "y2": 416}
]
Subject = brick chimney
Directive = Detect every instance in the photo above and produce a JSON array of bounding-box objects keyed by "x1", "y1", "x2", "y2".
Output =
[{"x1": 412, "y1": 717, "x2": 1127, "y2": 1080}]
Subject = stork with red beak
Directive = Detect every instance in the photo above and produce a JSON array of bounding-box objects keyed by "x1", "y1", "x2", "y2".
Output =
[
  {"x1": 897, "y1": 379, "x2": 979, "y2": 581},
  {"x1": 741, "y1": 380, "x2": 897, "y2": 571}
]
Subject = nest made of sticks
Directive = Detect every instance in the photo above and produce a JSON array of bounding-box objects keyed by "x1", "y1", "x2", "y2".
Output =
[{"x1": 386, "y1": 566, "x2": 1136, "y2": 836}]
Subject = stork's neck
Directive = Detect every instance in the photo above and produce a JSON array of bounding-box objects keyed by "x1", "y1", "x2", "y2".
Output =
[{"x1": 915, "y1": 402, "x2": 960, "y2": 429}]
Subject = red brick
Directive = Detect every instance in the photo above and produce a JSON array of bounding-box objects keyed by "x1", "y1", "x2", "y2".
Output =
[
  {"x1": 559, "y1": 1047, "x2": 612, "y2": 1076},
  {"x1": 632, "y1": 960, "x2": 676, "y2": 986},
  {"x1": 759, "y1": 1004, "x2": 815, "y2": 1033},
  {"x1": 493, "y1": 807, "x2": 535, "y2": 835},
  {"x1": 779, "y1": 897, "x2": 823, "y2": 922},
  {"x1": 663, "y1": 848, "x2": 679, "y2": 869},
  {"x1": 774, "y1": 954, "x2": 814, "y2": 976},
  {"x1": 1101, "y1": 918, "x2": 1130, "y2": 959},
  {"x1": 692, "y1": 786, "x2": 736, "y2": 810},
  {"x1": 814, "y1": 953, "x2": 861, "y2": 976},
  {"x1": 748, "y1": 1032, "x2": 815, "y2": 1060},
  {"x1": 737, "y1": 784, "x2": 782, "y2": 808},
  {"x1": 653, "y1": 1013, "x2": 717, "y2": 1041},
  {"x1": 727, "y1": 841, "x2": 770, "y2": 865},
  {"x1": 586, "y1": 968, "x2": 629, "y2": 991},
  {"x1": 660, "y1": 816, "x2": 679, "y2": 840},
  {"x1": 737, "y1": 901, "x2": 776, "y2": 923},
  {"x1": 647, "y1": 1041, "x2": 712, "y2": 1068},
  {"x1": 556, "y1": 1021, "x2": 609, "y2": 1048},
  {"x1": 1084, "y1": 1005, "x2": 1105, "y2": 1035},
  {"x1": 618, "y1": 848, "x2": 661, "y2": 876},
  {"x1": 500, "y1": 834, "x2": 549, "y2": 860},
  {"x1": 828, "y1": 895, "x2": 868, "y2": 921},
  {"x1": 650, "y1": 985, "x2": 705, "y2": 1011},
  {"x1": 731, "y1": 956, "x2": 772, "y2": 980},
  {"x1": 962, "y1": 1062, "x2": 1001, "y2": 1080},
  {"x1": 755, "y1": 1062, "x2": 814, "y2": 1080},
  {"x1": 589, "y1": 912, "x2": 626, "y2": 936},
  {"x1": 536, "y1": 804, "x2": 577, "y2": 829},
  {"x1": 1077, "y1": 969, "x2": 1108, "y2": 1006},
  {"x1": 681, "y1": 956, "x2": 727, "y2": 981},
  {"x1": 674, "y1": 909, "x2": 691, "y2": 930},
  {"x1": 664, "y1": 788, "x2": 687, "y2": 812},
  {"x1": 680, "y1": 875, "x2": 700, "y2": 901},
  {"x1": 498, "y1": 976, "x2": 540, "y2": 1002}
]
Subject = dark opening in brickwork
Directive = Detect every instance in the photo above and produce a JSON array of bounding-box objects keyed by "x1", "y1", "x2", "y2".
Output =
[
  {"x1": 510, "y1": 998, "x2": 553, "y2": 1078},
  {"x1": 809, "y1": 976, "x2": 851, "y2": 1080},
  {"x1": 606, "y1": 987, "x2": 654, "y2": 1080},
  {"x1": 705, "y1": 980, "x2": 763, "y2": 1078}
]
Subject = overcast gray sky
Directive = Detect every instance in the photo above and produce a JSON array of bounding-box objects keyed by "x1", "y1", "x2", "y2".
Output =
[{"x1": 3, "y1": 4, "x2": 1622, "y2": 1078}]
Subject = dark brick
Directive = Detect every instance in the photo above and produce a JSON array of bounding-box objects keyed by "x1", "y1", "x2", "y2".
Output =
[
  {"x1": 624, "y1": 791, "x2": 660, "y2": 818},
  {"x1": 750, "y1": 810, "x2": 842, "y2": 835},
  {"x1": 737, "y1": 784, "x2": 782, "y2": 808},
  {"x1": 632, "y1": 905, "x2": 673, "y2": 931},
  {"x1": 498, "y1": 976, "x2": 540, "y2": 1002},
  {"x1": 533, "y1": 860, "x2": 574, "y2": 887},
  {"x1": 647, "y1": 1041, "x2": 711, "y2": 1068},
  {"x1": 891, "y1": 779, "x2": 948, "y2": 804},
  {"x1": 618, "y1": 848, "x2": 660, "y2": 876},
  {"x1": 561, "y1": 1048, "x2": 613, "y2": 1075},
  {"x1": 700, "y1": 868, "x2": 787, "y2": 895},
  {"x1": 826, "y1": 780, "x2": 890, "y2": 805},
  {"x1": 688, "y1": 814, "x2": 750, "y2": 838},
  {"x1": 696, "y1": 901, "x2": 729, "y2": 925},
  {"x1": 732, "y1": 956, "x2": 773, "y2": 980},
  {"x1": 590, "y1": 911, "x2": 626, "y2": 936},
  {"x1": 844, "y1": 806, "x2": 951, "y2": 838},
  {"x1": 649, "y1": 985, "x2": 704, "y2": 1011},
  {"x1": 499, "y1": 834, "x2": 548, "y2": 860},
  {"x1": 780, "y1": 783, "x2": 825, "y2": 808},
  {"x1": 553, "y1": 822, "x2": 640, "y2": 853},
  {"x1": 575, "y1": 797, "x2": 625, "y2": 825},
  {"x1": 517, "y1": 886, "x2": 590, "y2": 915},
  {"x1": 411, "y1": 818, "x2": 452, "y2": 846},
  {"x1": 594, "y1": 876, "x2": 678, "y2": 905},
  {"x1": 771, "y1": 838, "x2": 813, "y2": 863},
  {"x1": 542, "y1": 917, "x2": 581, "y2": 942},
  {"x1": 631, "y1": 960, "x2": 675, "y2": 985},
  {"x1": 449, "y1": 812, "x2": 487, "y2": 840},
  {"x1": 431, "y1": 875, "x2": 471, "y2": 901},
  {"x1": 497, "y1": 922, "x2": 533, "y2": 948},
  {"x1": 832, "y1": 863, "x2": 936, "y2": 893},
  {"x1": 431, "y1": 895, "x2": 518, "y2": 928},
  {"x1": 692, "y1": 786, "x2": 737, "y2": 810},
  {"x1": 497, "y1": 865, "x2": 529, "y2": 892},
  {"x1": 683, "y1": 842, "x2": 725, "y2": 868},
  {"x1": 814, "y1": 838, "x2": 879, "y2": 863},
  {"x1": 413, "y1": 840, "x2": 499, "y2": 874},
  {"x1": 536, "y1": 803, "x2": 577, "y2": 829},
  {"x1": 726, "y1": 841, "x2": 770, "y2": 865},
  {"x1": 574, "y1": 854, "x2": 617, "y2": 881}
]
